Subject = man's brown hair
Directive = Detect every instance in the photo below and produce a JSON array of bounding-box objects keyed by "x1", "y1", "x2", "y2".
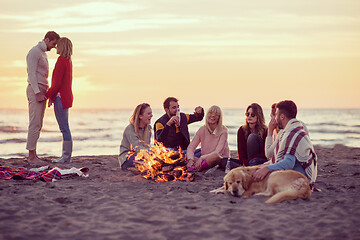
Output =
[
  {"x1": 163, "y1": 97, "x2": 178, "y2": 109},
  {"x1": 276, "y1": 100, "x2": 297, "y2": 119},
  {"x1": 44, "y1": 31, "x2": 60, "y2": 41}
]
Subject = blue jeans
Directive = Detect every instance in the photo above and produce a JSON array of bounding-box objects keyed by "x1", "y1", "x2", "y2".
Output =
[
  {"x1": 122, "y1": 152, "x2": 136, "y2": 170},
  {"x1": 54, "y1": 97, "x2": 72, "y2": 141},
  {"x1": 182, "y1": 148, "x2": 202, "y2": 158},
  {"x1": 247, "y1": 133, "x2": 267, "y2": 166}
]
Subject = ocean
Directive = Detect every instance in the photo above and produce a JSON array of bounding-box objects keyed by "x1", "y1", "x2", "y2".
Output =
[{"x1": 1, "y1": 108, "x2": 360, "y2": 159}]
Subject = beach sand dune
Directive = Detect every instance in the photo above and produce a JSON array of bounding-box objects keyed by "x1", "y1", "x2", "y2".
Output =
[{"x1": 0, "y1": 145, "x2": 359, "y2": 240}]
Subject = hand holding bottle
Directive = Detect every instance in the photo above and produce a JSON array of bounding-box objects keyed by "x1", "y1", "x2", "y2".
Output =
[
  {"x1": 167, "y1": 115, "x2": 180, "y2": 126},
  {"x1": 175, "y1": 108, "x2": 181, "y2": 127}
]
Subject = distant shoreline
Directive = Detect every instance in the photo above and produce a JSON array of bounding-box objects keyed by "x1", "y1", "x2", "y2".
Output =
[
  {"x1": 1, "y1": 144, "x2": 359, "y2": 160},
  {"x1": 1, "y1": 107, "x2": 360, "y2": 111}
]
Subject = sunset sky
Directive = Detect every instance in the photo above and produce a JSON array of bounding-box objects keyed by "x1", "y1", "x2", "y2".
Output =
[{"x1": 0, "y1": 0, "x2": 359, "y2": 110}]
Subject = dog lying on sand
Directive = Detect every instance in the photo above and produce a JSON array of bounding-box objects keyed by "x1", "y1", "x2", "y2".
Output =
[{"x1": 210, "y1": 166, "x2": 311, "y2": 204}]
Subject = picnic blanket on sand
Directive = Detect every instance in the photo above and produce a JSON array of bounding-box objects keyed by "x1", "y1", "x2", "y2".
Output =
[{"x1": 0, "y1": 166, "x2": 89, "y2": 182}]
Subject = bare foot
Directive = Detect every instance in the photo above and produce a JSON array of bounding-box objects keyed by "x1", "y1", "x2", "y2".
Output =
[
  {"x1": 26, "y1": 156, "x2": 45, "y2": 164},
  {"x1": 27, "y1": 150, "x2": 46, "y2": 163}
]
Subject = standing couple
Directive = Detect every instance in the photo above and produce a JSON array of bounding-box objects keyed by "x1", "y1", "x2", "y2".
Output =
[{"x1": 26, "y1": 31, "x2": 74, "y2": 164}]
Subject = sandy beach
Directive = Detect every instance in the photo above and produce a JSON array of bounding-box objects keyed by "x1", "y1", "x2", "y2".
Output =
[{"x1": 0, "y1": 144, "x2": 359, "y2": 240}]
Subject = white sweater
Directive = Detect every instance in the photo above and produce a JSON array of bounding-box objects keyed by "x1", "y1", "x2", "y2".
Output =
[{"x1": 26, "y1": 41, "x2": 49, "y2": 94}]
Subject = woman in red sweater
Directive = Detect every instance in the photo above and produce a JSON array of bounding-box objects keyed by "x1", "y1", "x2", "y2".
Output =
[
  {"x1": 46, "y1": 37, "x2": 73, "y2": 163},
  {"x1": 237, "y1": 103, "x2": 267, "y2": 166}
]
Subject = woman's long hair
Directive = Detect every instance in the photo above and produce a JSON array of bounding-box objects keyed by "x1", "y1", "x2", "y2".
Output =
[
  {"x1": 57, "y1": 37, "x2": 73, "y2": 61},
  {"x1": 130, "y1": 103, "x2": 151, "y2": 143},
  {"x1": 243, "y1": 103, "x2": 266, "y2": 139},
  {"x1": 205, "y1": 105, "x2": 227, "y2": 136},
  {"x1": 271, "y1": 103, "x2": 280, "y2": 134}
]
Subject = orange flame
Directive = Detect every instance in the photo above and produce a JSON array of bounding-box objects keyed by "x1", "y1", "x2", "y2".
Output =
[{"x1": 133, "y1": 141, "x2": 193, "y2": 182}]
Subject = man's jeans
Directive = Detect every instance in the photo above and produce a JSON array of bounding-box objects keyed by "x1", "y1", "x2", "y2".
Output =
[{"x1": 26, "y1": 84, "x2": 47, "y2": 150}]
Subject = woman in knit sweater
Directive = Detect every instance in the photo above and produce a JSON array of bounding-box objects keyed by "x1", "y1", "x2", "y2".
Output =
[
  {"x1": 118, "y1": 103, "x2": 153, "y2": 170},
  {"x1": 186, "y1": 105, "x2": 230, "y2": 171},
  {"x1": 46, "y1": 37, "x2": 74, "y2": 163},
  {"x1": 237, "y1": 103, "x2": 268, "y2": 166}
]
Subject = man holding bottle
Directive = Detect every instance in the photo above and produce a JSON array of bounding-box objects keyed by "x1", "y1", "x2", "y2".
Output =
[{"x1": 154, "y1": 97, "x2": 204, "y2": 151}]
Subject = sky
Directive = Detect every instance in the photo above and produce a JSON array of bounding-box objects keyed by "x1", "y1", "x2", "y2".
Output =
[{"x1": 0, "y1": 0, "x2": 359, "y2": 110}]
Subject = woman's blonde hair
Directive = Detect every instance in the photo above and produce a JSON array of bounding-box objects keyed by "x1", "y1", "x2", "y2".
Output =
[
  {"x1": 57, "y1": 37, "x2": 73, "y2": 60},
  {"x1": 130, "y1": 103, "x2": 151, "y2": 143},
  {"x1": 205, "y1": 105, "x2": 227, "y2": 136}
]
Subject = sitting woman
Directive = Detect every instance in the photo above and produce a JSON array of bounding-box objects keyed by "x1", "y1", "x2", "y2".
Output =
[
  {"x1": 265, "y1": 103, "x2": 281, "y2": 160},
  {"x1": 186, "y1": 105, "x2": 230, "y2": 171},
  {"x1": 118, "y1": 103, "x2": 153, "y2": 170},
  {"x1": 237, "y1": 103, "x2": 267, "y2": 166}
]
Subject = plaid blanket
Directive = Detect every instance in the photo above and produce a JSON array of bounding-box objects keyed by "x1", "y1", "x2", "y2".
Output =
[
  {"x1": 0, "y1": 166, "x2": 89, "y2": 182},
  {"x1": 272, "y1": 119, "x2": 317, "y2": 186}
]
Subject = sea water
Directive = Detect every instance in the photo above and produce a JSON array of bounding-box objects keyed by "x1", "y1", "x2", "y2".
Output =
[{"x1": 1, "y1": 108, "x2": 360, "y2": 158}]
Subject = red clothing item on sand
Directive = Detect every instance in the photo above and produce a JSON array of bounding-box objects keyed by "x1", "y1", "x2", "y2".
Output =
[
  {"x1": 237, "y1": 126, "x2": 267, "y2": 166},
  {"x1": 0, "y1": 166, "x2": 89, "y2": 182},
  {"x1": 0, "y1": 166, "x2": 61, "y2": 182},
  {"x1": 46, "y1": 56, "x2": 73, "y2": 109}
]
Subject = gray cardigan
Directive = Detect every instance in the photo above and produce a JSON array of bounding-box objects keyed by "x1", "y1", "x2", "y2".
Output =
[{"x1": 118, "y1": 124, "x2": 152, "y2": 166}]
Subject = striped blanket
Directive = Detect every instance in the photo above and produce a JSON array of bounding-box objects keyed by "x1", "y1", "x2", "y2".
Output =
[
  {"x1": 0, "y1": 166, "x2": 89, "y2": 182},
  {"x1": 272, "y1": 119, "x2": 317, "y2": 185}
]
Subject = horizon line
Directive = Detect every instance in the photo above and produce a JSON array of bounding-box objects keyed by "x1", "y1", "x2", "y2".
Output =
[{"x1": 1, "y1": 107, "x2": 360, "y2": 111}]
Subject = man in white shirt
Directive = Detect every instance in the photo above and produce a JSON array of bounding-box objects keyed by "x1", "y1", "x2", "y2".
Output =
[{"x1": 26, "y1": 31, "x2": 60, "y2": 162}]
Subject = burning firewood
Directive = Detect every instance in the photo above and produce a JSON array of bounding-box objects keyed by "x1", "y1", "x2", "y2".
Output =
[
  {"x1": 161, "y1": 165, "x2": 174, "y2": 172},
  {"x1": 169, "y1": 152, "x2": 181, "y2": 160},
  {"x1": 133, "y1": 141, "x2": 194, "y2": 182},
  {"x1": 172, "y1": 170, "x2": 183, "y2": 178}
]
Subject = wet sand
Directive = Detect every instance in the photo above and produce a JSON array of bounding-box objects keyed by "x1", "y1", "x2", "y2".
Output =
[{"x1": 0, "y1": 144, "x2": 359, "y2": 240}]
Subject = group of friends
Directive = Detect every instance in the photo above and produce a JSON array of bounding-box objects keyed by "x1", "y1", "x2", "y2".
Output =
[
  {"x1": 119, "y1": 98, "x2": 318, "y2": 187},
  {"x1": 25, "y1": 31, "x2": 317, "y2": 188}
]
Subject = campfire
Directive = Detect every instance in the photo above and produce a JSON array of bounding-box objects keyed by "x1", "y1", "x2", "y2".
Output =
[{"x1": 133, "y1": 141, "x2": 194, "y2": 182}]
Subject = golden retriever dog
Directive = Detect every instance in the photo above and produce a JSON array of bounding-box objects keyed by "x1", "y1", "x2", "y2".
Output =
[{"x1": 210, "y1": 166, "x2": 311, "y2": 204}]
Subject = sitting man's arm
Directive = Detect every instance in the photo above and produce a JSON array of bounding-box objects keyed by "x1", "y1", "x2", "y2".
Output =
[
  {"x1": 252, "y1": 154, "x2": 295, "y2": 182},
  {"x1": 155, "y1": 122, "x2": 169, "y2": 143},
  {"x1": 187, "y1": 106, "x2": 204, "y2": 124}
]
